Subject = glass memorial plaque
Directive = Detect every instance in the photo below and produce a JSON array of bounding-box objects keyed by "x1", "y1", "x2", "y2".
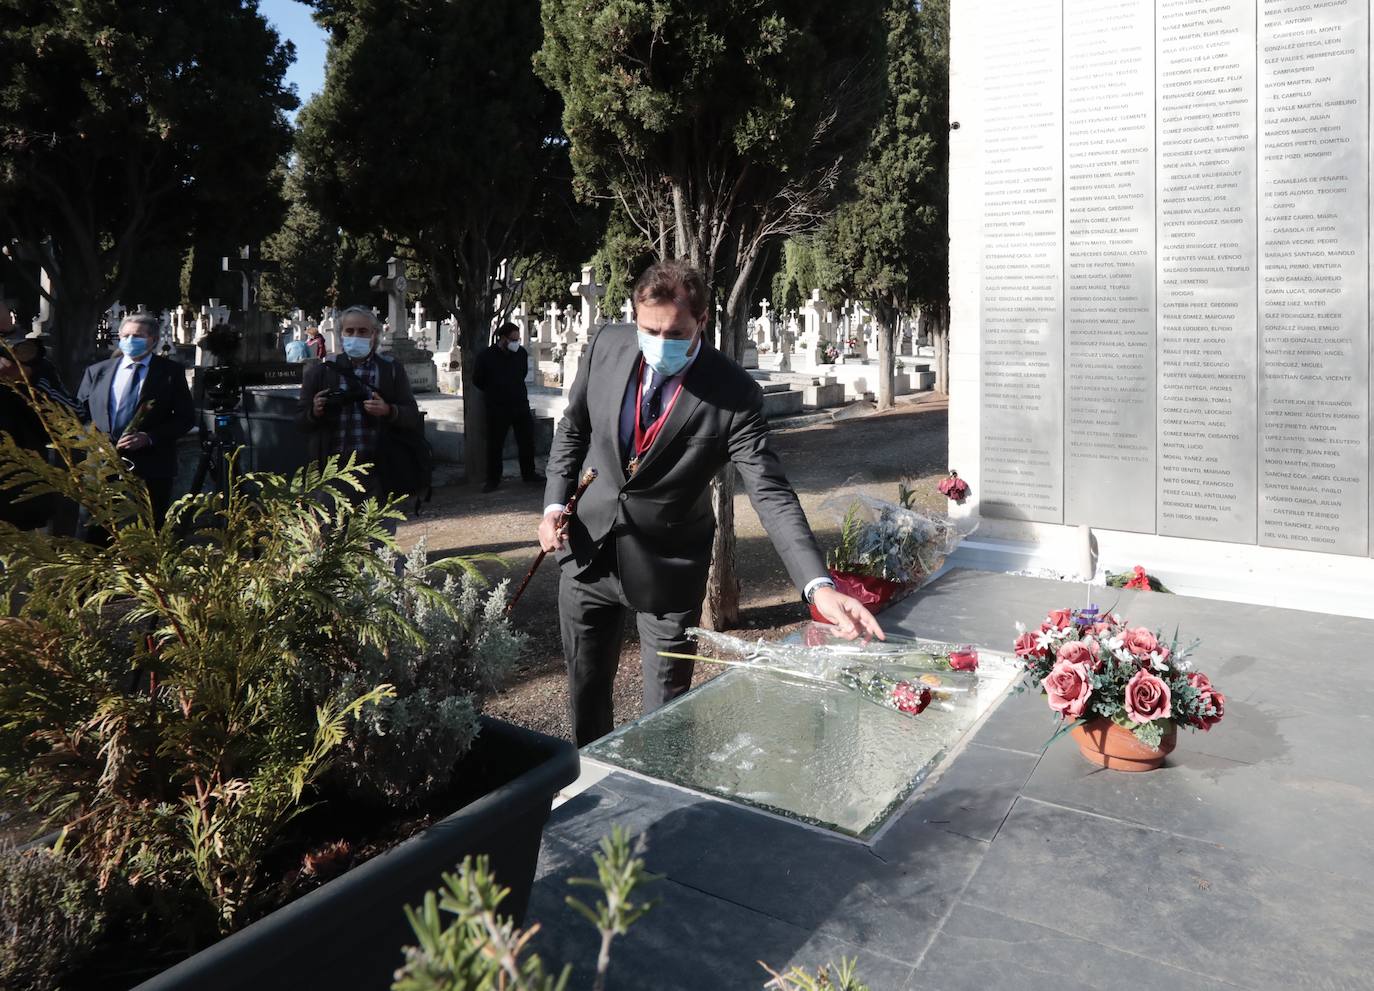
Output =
[{"x1": 583, "y1": 652, "x2": 1020, "y2": 840}]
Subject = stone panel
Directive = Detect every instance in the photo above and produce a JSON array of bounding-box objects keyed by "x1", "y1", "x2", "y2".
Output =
[
  {"x1": 1063, "y1": 0, "x2": 1156, "y2": 532},
  {"x1": 1156, "y1": 0, "x2": 1259, "y2": 542},
  {"x1": 1257, "y1": 0, "x2": 1370, "y2": 555},
  {"x1": 977, "y1": 0, "x2": 1064, "y2": 523}
]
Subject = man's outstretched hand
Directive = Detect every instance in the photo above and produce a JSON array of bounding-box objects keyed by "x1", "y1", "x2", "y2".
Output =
[{"x1": 811, "y1": 586, "x2": 885, "y2": 641}]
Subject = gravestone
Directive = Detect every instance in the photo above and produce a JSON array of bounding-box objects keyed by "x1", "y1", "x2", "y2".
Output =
[
  {"x1": 370, "y1": 257, "x2": 436, "y2": 392},
  {"x1": 563, "y1": 267, "x2": 605, "y2": 387},
  {"x1": 948, "y1": 0, "x2": 1374, "y2": 616},
  {"x1": 585, "y1": 648, "x2": 1020, "y2": 839}
]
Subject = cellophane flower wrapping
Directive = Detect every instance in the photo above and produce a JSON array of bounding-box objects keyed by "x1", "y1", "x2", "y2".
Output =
[
  {"x1": 822, "y1": 484, "x2": 975, "y2": 587},
  {"x1": 690, "y1": 624, "x2": 985, "y2": 718}
]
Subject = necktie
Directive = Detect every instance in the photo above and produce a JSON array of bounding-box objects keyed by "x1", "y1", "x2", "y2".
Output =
[
  {"x1": 113, "y1": 362, "x2": 145, "y2": 435},
  {"x1": 640, "y1": 369, "x2": 667, "y2": 428}
]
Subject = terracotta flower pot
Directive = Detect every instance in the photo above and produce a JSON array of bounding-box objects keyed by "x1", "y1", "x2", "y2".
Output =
[{"x1": 1070, "y1": 717, "x2": 1176, "y2": 772}]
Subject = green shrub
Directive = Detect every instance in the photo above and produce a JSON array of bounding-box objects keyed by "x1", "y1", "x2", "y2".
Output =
[
  {"x1": 394, "y1": 826, "x2": 656, "y2": 991},
  {"x1": 309, "y1": 541, "x2": 523, "y2": 809},
  {"x1": 0, "y1": 845, "x2": 105, "y2": 991},
  {"x1": 0, "y1": 388, "x2": 419, "y2": 935},
  {"x1": 390, "y1": 826, "x2": 869, "y2": 991}
]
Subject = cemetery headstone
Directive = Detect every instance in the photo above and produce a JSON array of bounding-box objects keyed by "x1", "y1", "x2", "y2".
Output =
[{"x1": 370, "y1": 257, "x2": 435, "y2": 392}]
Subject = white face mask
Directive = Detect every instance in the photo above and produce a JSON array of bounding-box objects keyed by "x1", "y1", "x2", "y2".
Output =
[{"x1": 506, "y1": 340, "x2": 520, "y2": 352}]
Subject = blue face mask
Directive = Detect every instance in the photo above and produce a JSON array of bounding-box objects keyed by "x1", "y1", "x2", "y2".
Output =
[
  {"x1": 637, "y1": 331, "x2": 697, "y2": 376},
  {"x1": 119, "y1": 336, "x2": 151, "y2": 359},
  {"x1": 341, "y1": 336, "x2": 373, "y2": 359}
]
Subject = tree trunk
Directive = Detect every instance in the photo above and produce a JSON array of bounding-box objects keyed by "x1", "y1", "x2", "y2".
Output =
[
  {"x1": 51, "y1": 293, "x2": 109, "y2": 392},
  {"x1": 456, "y1": 309, "x2": 490, "y2": 484},
  {"x1": 699, "y1": 269, "x2": 762, "y2": 631},
  {"x1": 876, "y1": 313, "x2": 895, "y2": 411},
  {"x1": 701, "y1": 470, "x2": 739, "y2": 630}
]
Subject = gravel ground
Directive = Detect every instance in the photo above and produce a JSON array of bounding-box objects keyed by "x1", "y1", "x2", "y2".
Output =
[{"x1": 397, "y1": 393, "x2": 951, "y2": 741}]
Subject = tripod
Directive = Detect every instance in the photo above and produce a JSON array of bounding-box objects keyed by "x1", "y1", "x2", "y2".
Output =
[{"x1": 190, "y1": 410, "x2": 238, "y2": 502}]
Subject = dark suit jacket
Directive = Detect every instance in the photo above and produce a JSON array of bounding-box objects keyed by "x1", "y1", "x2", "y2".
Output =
[
  {"x1": 545, "y1": 324, "x2": 827, "y2": 614},
  {"x1": 472, "y1": 343, "x2": 530, "y2": 410},
  {"x1": 77, "y1": 354, "x2": 196, "y2": 479},
  {"x1": 296, "y1": 354, "x2": 422, "y2": 489}
]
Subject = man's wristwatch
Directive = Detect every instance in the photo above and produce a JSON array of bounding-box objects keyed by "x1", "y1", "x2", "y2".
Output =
[{"x1": 803, "y1": 576, "x2": 837, "y2": 604}]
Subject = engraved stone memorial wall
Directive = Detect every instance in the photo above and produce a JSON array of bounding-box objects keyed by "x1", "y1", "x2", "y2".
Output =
[{"x1": 976, "y1": 0, "x2": 1373, "y2": 558}]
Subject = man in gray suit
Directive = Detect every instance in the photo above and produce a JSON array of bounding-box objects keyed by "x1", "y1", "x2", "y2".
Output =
[{"x1": 540, "y1": 259, "x2": 883, "y2": 745}]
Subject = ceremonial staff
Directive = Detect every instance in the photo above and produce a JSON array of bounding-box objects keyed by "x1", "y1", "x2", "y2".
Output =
[{"x1": 505, "y1": 467, "x2": 598, "y2": 616}]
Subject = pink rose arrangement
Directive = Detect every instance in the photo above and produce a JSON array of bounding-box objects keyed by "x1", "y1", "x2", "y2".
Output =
[{"x1": 1014, "y1": 605, "x2": 1224, "y2": 748}]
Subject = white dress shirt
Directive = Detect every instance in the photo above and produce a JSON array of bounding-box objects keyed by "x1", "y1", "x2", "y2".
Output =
[{"x1": 111, "y1": 354, "x2": 152, "y2": 413}]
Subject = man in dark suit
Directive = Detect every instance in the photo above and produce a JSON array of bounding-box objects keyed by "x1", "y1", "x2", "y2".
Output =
[
  {"x1": 297, "y1": 305, "x2": 422, "y2": 518},
  {"x1": 540, "y1": 259, "x2": 883, "y2": 745},
  {"x1": 76, "y1": 312, "x2": 195, "y2": 529},
  {"x1": 473, "y1": 321, "x2": 542, "y2": 492}
]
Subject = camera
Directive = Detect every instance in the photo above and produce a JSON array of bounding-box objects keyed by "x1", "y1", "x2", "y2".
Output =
[
  {"x1": 202, "y1": 365, "x2": 242, "y2": 413},
  {"x1": 196, "y1": 326, "x2": 244, "y2": 413}
]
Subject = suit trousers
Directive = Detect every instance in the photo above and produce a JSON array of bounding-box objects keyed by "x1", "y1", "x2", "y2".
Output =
[
  {"x1": 485, "y1": 405, "x2": 537, "y2": 482},
  {"x1": 558, "y1": 547, "x2": 700, "y2": 746}
]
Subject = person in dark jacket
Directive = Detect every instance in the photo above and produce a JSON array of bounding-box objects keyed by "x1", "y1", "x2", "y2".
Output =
[
  {"x1": 0, "y1": 310, "x2": 78, "y2": 531},
  {"x1": 76, "y1": 313, "x2": 196, "y2": 533},
  {"x1": 297, "y1": 306, "x2": 422, "y2": 529},
  {"x1": 473, "y1": 322, "x2": 541, "y2": 493}
]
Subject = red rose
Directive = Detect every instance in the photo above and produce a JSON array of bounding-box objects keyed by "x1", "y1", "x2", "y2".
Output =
[
  {"x1": 1014, "y1": 631, "x2": 1044, "y2": 660},
  {"x1": 1055, "y1": 639, "x2": 1101, "y2": 672},
  {"x1": 1124, "y1": 668, "x2": 1172, "y2": 724},
  {"x1": 890, "y1": 681, "x2": 932, "y2": 714},
  {"x1": 948, "y1": 647, "x2": 979, "y2": 671},
  {"x1": 1121, "y1": 627, "x2": 1161, "y2": 659},
  {"x1": 1124, "y1": 565, "x2": 1152, "y2": 590},
  {"x1": 1042, "y1": 659, "x2": 1093, "y2": 720},
  {"x1": 1187, "y1": 672, "x2": 1225, "y2": 730},
  {"x1": 1046, "y1": 608, "x2": 1074, "y2": 630}
]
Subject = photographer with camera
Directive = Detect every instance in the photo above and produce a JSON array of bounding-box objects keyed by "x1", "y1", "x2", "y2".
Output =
[
  {"x1": 298, "y1": 306, "x2": 423, "y2": 526},
  {"x1": 75, "y1": 313, "x2": 195, "y2": 536}
]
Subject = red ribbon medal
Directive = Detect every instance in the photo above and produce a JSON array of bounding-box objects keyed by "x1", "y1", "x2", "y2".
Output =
[{"x1": 627, "y1": 357, "x2": 686, "y2": 477}]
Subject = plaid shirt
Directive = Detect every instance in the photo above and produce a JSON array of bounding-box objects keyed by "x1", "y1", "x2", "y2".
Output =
[{"x1": 332, "y1": 355, "x2": 381, "y2": 459}]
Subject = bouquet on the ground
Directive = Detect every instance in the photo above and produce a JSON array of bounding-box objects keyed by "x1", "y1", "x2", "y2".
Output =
[
  {"x1": 817, "y1": 482, "x2": 973, "y2": 618},
  {"x1": 1014, "y1": 606, "x2": 1224, "y2": 747},
  {"x1": 1105, "y1": 565, "x2": 1170, "y2": 593},
  {"x1": 667, "y1": 624, "x2": 985, "y2": 719}
]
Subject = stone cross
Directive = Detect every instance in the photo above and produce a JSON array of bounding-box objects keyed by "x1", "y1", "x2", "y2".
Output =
[
  {"x1": 511, "y1": 301, "x2": 535, "y2": 348},
  {"x1": 320, "y1": 307, "x2": 340, "y2": 353},
  {"x1": 540, "y1": 303, "x2": 560, "y2": 345},
  {"x1": 368, "y1": 257, "x2": 410, "y2": 348},
  {"x1": 801, "y1": 290, "x2": 829, "y2": 349},
  {"x1": 569, "y1": 265, "x2": 606, "y2": 341},
  {"x1": 492, "y1": 257, "x2": 523, "y2": 320},
  {"x1": 221, "y1": 245, "x2": 278, "y2": 313},
  {"x1": 31, "y1": 266, "x2": 53, "y2": 341}
]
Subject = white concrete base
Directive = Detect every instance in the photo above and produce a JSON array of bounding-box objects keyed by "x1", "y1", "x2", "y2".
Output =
[{"x1": 950, "y1": 516, "x2": 1374, "y2": 619}]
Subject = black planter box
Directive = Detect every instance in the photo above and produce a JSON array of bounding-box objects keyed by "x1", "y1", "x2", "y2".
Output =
[{"x1": 134, "y1": 717, "x2": 578, "y2": 991}]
